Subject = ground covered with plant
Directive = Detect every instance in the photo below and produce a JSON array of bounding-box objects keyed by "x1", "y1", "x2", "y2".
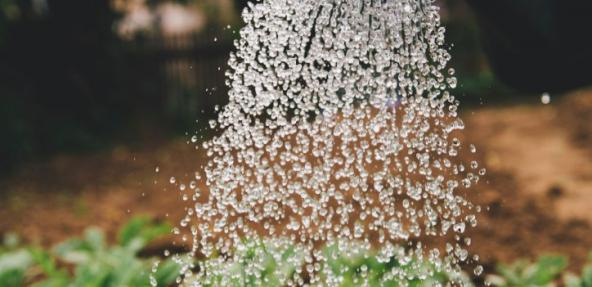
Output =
[
  {"x1": 1, "y1": 89, "x2": 592, "y2": 286},
  {"x1": 3, "y1": 217, "x2": 592, "y2": 286}
]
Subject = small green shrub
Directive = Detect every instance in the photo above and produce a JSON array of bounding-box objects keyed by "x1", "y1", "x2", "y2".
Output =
[
  {"x1": 485, "y1": 252, "x2": 592, "y2": 287},
  {"x1": 186, "y1": 240, "x2": 473, "y2": 287},
  {"x1": 0, "y1": 233, "x2": 33, "y2": 287},
  {"x1": 487, "y1": 255, "x2": 568, "y2": 287},
  {"x1": 189, "y1": 239, "x2": 305, "y2": 286},
  {"x1": 8, "y1": 219, "x2": 592, "y2": 287},
  {"x1": 0, "y1": 217, "x2": 180, "y2": 287},
  {"x1": 563, "y1": 253, "x2": 592, "y2": 287},
  {"x1": 320, "y1": 243, "x2": 473, "y2": 287}
]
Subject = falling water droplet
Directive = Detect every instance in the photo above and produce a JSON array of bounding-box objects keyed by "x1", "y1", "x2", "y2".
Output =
[
  {"x1": 169, "y1": 1, "x2": 484, "y2": 285},
  {"x1": 541, "y1": 92, "x2": 551, "y2": 104},
  {"x1": 474, "y1": 265, "x2": 484, "y2": 276}
]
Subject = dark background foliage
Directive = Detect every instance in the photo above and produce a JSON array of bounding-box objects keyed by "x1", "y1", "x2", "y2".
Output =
[{"x1": 1, "y1": 0, "x2": 590, "y2": 172}]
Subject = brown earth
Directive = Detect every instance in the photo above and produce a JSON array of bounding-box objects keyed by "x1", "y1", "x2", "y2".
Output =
[{"x1": 1, "y1": 89, "x2": 592, "y2": 277}]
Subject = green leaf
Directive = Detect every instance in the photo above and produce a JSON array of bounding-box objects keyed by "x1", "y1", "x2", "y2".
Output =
[
  {"x1": 530, "y1": 255, "x2": 568, "y2": 285},
  {"x1": 153, "y1": 259, "x2": 181, "y2": 286},
  {"x1": 71, "y1": 263, "x2": 111, "y2": 287},
  {"x1": 118, "y1": 217, "x2": 171, "y2": 251},
  {"x1": 581, "y1": 265, "x2": 592, "y2": 287},
  {"x1": 29, "y1": 247, "x2": 70, "y2": 286},
  {"x1": 0, "y1": 269, "x2": 25, "y2": 287},
  {"x1": 84, "y1": 228, "x2": 106, "y2": 252},
  {"x1": 118, "y1": 217, "x2": 151, "y2": 246},
  {"x1": 31, "y1": 276, "x2": 70, "y2": 287},
  {"x1": 53, "y1": 239, "x2": 92, "y2": 264},
  {"x1": 491, "y1": 255, "x2": 568, "y2": 287},
  {"x1": 29, "y1": 248, "x2": 57, "y2": 275},
  {"x1": 496, "y1": 261, "x2": 526, "y2": 286},
  {"x1": 0, "y1": 249, "x2": 32, "y2": 271},
  {"x1": 0, "y1": 249, "x2": 32, "y2": 287},
  {"x1": 563, "y1": 273, "x2": 582, "y2": 287}
]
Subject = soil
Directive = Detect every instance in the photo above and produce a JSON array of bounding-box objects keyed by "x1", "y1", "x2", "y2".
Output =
[{"x1": 1, "y1": 89, "x2": 592, "y2": 278}]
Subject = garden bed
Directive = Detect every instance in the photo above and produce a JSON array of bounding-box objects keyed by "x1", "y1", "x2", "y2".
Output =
[{"x1": 1, "y1": 89, "x2": 592, "y2": 279}]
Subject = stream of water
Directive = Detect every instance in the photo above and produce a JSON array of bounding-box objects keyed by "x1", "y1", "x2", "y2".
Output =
[{"x1": 163, "y1": 0, "x2": 485, "y2": 285}]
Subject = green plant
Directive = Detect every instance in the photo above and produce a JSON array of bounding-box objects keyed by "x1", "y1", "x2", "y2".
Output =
[
  {"x1": 1, "y1": 216, "x2": 180, "y2": 287},
  {"x1": 39, "y1": 217, "x2": 180, "y2": 287},
  {"x1": 0, "y1": 233, "x2": 33, "y2": 287},
  {"x1": 186, "y1": 240, "x2": 473, "y2": 287},
  {"x1": 190, "y1": 239, "x2": 305, "y2": 287},
  {"x1": 563, "y1": 253, "x2": 592, "y2": 287},
  {"x1": 487, "y1": 255, "x2": 568, "y2": 287},
  {"x1": 320, "y1": 242, "x2": 473, "y2": 287},
  {"x1": 28, "y1": 247, "x2": 70, "y2": 287}
]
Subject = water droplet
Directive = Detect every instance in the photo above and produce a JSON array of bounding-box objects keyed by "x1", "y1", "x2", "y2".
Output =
[
  {"x1": 166, "y1": 1, "x2": 484, "y2": 284},
  {"x1": 541, "y1": 92, "x2": 551, "y2": 104},
  {"x1": 474, "y1": 265, "x2": 484, "y2": 276}
]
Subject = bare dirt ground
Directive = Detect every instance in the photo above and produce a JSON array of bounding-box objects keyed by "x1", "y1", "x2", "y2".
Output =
[
  {"x1": 1, "y1": 89, "x2": 592, "y2": 275},
  {"x1": 463, "y1": 89, "x2": 592, "y2": 272}
]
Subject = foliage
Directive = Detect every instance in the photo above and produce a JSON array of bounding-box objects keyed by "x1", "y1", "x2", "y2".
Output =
[
  {"x1": 8, "y1": 219, "x2": 592, "y2": 287},
  {"x1": 0, "y1": 217, "x2": 180, "y2": 287},
  {"x1": 487, "y1": 255, "x2": 568, "y2": 287},
  {"x1": 487, "y1": 253, "x2": 592, "y2": 287},
  {"x1": 563, "y1": 253, "x2": 592, "y2": 287},
  {"x1": 320, "y1": 243, "x2": 473, "y2": 287},
  {"x1": 189, "y1": 239, "x2": 305, "y2": 286},
  {"x1": 187, "y1": 240, "x2": 473, "y2": 287},
  {"x1": 0, "y1": 233, "x2": 33, "y2": 287}
]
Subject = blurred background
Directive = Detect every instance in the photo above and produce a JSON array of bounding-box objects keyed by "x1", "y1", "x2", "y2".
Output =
[
  {"x1": 0, "y1": 0, "x2": 241, "y2": 172},
  {"x1": 0, "y1": 0, "x2": 591, "y2": 284}
]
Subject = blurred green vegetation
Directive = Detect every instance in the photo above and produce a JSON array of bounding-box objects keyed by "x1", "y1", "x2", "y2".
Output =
[
  {"x1": 0, "y1": 216, "x2": 180, "y2": 287},
  {"x1": 4, "y1": 217, "x2": 592, "y2": 286},
  {"x1": 192, "y1": 240, "x2": 473, "y2": 287},
  {"x1": 487, "y1": 253, "x2": 592, "y2": 287}
]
